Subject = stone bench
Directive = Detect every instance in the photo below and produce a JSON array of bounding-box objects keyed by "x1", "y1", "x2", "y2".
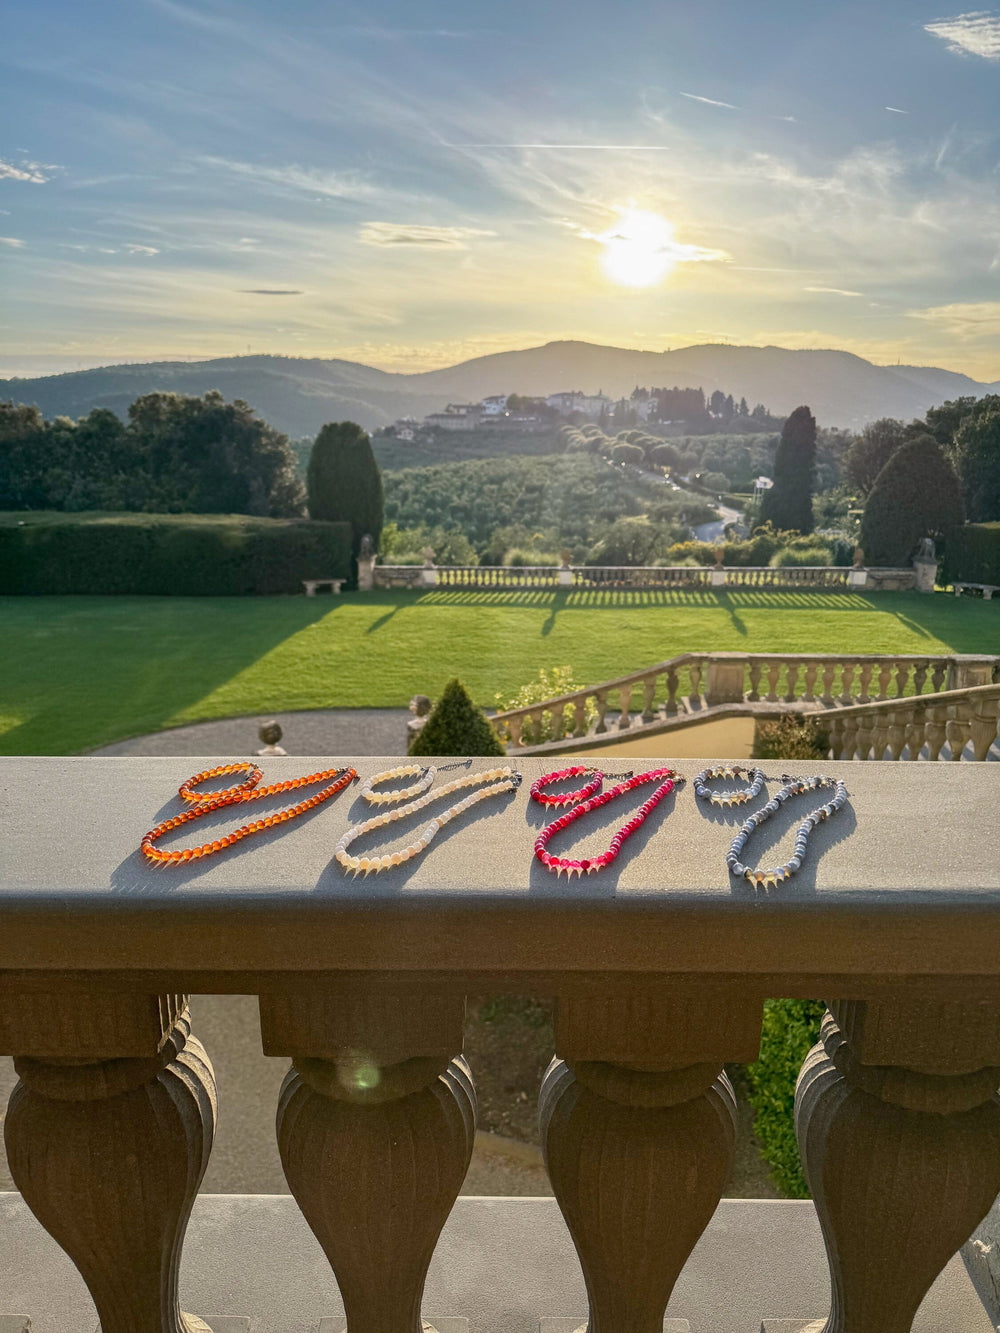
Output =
[
  {"x1": 302, "y1": 578, "x2": 344, "y2": 596},
  {"x1": 953, "y1": 581, "x2": 998, "y2": 600}
]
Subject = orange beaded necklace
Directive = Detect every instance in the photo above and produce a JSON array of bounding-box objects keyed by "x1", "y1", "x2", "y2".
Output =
[{"x1": 139, "y1": 761, "x2": 358, "y2": 865}]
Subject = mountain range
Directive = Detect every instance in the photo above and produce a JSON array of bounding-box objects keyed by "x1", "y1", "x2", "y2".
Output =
[{"x1": 3, "y1": 341, "x2": 998, "y2": 436}]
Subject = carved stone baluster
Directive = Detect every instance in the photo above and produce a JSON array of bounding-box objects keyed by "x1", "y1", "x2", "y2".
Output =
[
  {"x1": 840, "y1": 662, "x2": 856, "y2": 705},
  {"x1": 641, "y1": 675, "x2": 657, "y2": 724},
  {"x1": 594, "y1": 690, "x2": 609, "y2": 734},
  {"x1": 870, "y1": 706, "x2": 891, "y2": 760},
  {"x1": 895, "y1": 663, "x2": 910, "y2": 698},
  {"x1": 541, "y1": 994, "x2": 759, "y2": 1333},
  {"x1": 803, "y1": 662, "x2": 818, "y2": 702},
  {"x1": 904, "y1": 705, "x2": 927, "y2": 759},
  {"x1": 947, "y1": 702, "x2": 973, "y2": 760},
  {"x1": 507, "y1": 715, "x2": 523, "y2": 748},
  {"x1": 573, "y1": 696, "x2": 589, "y2": 738},
  {"x1": 796, "y1": 1001, "x2": 1000, "y2": 1333},
  {"x1": 912, "y1": 661, "x2": 928, "y2": 696},
  {"x1": 828, "y1": 714, "x2": 846, "y2": 759},
  {"x1": 784, "y1": 660, "x2": 800, "y2": 702},
  {"x1": 662, "y1": 667, "x2": 679, "y2": 715},
  {"x1": 970, "y1": 697, "x2": 1000, "y2": 761},
  {"x1": 264, "y1": 989, "x2": 474, "y2": 1333},
  {"x1": 857, "y1": 663, "x2": 873, "y2": 703},
  {"x1": 840, "y1": 714, "x2": 859, "y2": 760},
  {"x1": 877, "y1": 662, "x2": 893, "y2": 700},
  {"x1": 687, "y1": 660, "x2": 703, "y2": 704},
  {"x1": 855, "y1": 709, "x2": 876, "y2": 760},
  {"x1": 821, "y1": 662, "x2": 837, "y2": 706},
  {"x1": 931, "y1": 660, "x2": 947, "y2": 693},
  {"x1": 550, "y1": 703, "x2": 566, "y2": 742},
  {"x1": 528, "y1": 708, "x2": 545, "y2": 746},
  {"x1": 2, "y1": 993, "x2": 215, "y2": 1333},
  {"x1": 766, "y1": 660, "x2": 781, "y2": 702},
  {"x1": 886, "y1": 705, "x2": 909, "y2": 760},
  {"x1": 925, "y1": 702, "x2": 949, "y2": 760},
  {"x1": 618, "y1": 684, "x2": 633, "y2": 730},
  {"x1": 748, "y1": 659, "x2": 763, "y2": 701}
]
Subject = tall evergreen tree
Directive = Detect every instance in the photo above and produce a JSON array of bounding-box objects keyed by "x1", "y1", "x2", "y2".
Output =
[
  {"x1": 953, "y1": 406, "x2": 1000, "y2": 522},
  {"x1": 859, "y1": 434, "x2": 964, "y2": 566},
  {"x1": 307, "y1": 420, "x2": 384, "y2": 552},
  {"x1": 845, "y1": 418, "x2": 907, "y2": 498},
  {"x1": 758, "y1": 405, "x2": 817, "y2": 534}
]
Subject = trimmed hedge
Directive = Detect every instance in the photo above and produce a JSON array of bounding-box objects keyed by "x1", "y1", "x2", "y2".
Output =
[
  {"x1": 0, "y1": 512, "x2": 351, "y2": 595},
  {"x1": 941, "y1": 522, "x2": 1000, "y2": 587},
  {"x1": 745, "y1": 999, "x2": 826, "y2": 1197}
]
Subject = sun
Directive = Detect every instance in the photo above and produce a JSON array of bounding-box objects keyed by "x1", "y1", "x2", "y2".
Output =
[{"x1": 598, "y1": 208, "x2": 680, "y2": 288}]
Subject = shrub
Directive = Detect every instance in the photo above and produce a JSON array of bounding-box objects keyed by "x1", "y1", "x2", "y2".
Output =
[
  {"x1": 504, "y1": 547, "x2": 561, "y2": 567},
  {"x1": 769, "y1": 544, "x2": 833, "y2": 567},
  {"x1": 941, "y1": 522, "x2": 1000, "y2": 587},
  {"x1": 494, "y1": 666, "x2": 597, "y2": 742},
  {"x1": 745, "y1": 1000, "x2": 826, "y2": 1197},
  {"x1": 307, "y1": 421, "x2": 384, "y2": 553},
  {"x1": 953, "y1": 407, "x2": 1000, "y2": 522},
  {"x1": 860, "y1": 434, "x2": 964, "y2": 566},
  {"x1": 754, "y1": 714, "x2": 830, "y2": 762},
  {"x1": 408, "y1": 678, "x2": 505, "y2": 757},
  {"x1": 663, "y1": 540, "x2": 715, "y2": 566},
  {"x1": 0, "y1": 512, "x2": 352, "y2": 595},
  {"x1": 610, "y1": 442, "x2": 645, "y2": 467}
]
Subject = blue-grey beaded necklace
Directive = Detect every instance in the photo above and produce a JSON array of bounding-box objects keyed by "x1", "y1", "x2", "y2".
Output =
[
  {"x1": 693, "y1": 765, "x2": 766, "y2": 806},
  {"x1": 725, "y1": 774, "x2": 849, "y2": 889}
]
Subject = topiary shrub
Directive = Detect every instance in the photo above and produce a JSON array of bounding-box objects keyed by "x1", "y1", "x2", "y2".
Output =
[
  {"x1": 745, "y1": 999, "x2": 826, "y2": 1197},
  {"x1": 860, "y1": 434, "x2": 964, "y2": 566},
  {"x1": 941, "y1": 521, "x2": 1000, "y2": 587},
  {"x1": 408, "y1": 678, "x2": 506, "y2": 757}
]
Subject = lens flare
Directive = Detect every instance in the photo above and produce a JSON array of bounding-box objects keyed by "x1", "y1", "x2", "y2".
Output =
[{"x1": 598, "y1": 209, "x2": 680, "y2": 288}]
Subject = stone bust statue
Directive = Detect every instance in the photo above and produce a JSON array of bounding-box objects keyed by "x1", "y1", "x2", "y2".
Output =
[
  {"x1": 358, "y1": 533, "x2": 375, "y2": 560},
  {"x1": 916, "y1": 536, "x2": 936, "y2": 561}
]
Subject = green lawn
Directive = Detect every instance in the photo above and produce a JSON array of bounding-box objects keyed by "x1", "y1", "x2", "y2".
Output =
[{"x1": 2, "y1": 588, "x2": 997, "y2": 754}]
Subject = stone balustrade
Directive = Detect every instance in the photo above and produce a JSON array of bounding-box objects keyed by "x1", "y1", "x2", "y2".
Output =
[
  {"x1": 371, "y1": 563, "x2": 917, "y2": 592},
  {"x1": 492, "y1": 652, "x2": 1000, "y2": 751},
  {"x1": 819, "y1": 682, "x2": 1000, "y2": 761},
  {"x1": 3, "y1": 757, "x2": 1000, "y2": 1333}
]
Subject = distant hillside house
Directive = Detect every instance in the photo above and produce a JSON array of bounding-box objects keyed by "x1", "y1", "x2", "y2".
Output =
[
  {"x1": 579, "y1": 392, "x2": 614, "y2": 419},
  {"x1": 392, "y1": 415, "x2": 420, "y2": 441},
  {"x1": 480, "y1": 394, "x2": 509, "y2": 416},
  {"x1": 425, "y1": 403, "x2": 483, "y2": 431},
  {"x1": 546, "y1": 391, "x2": 585, "y2": 415}
]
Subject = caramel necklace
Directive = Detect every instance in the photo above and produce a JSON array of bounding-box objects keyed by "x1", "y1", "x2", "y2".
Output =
[{"x1": 140, "y1": 761, "x2": 358, "y2": 865}]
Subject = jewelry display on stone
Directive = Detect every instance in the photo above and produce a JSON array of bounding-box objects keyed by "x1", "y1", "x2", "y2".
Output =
[
  {"x1": 693, "y1": 764, "x2": 766, "y2": 806},
  {"x1": 727, "y1": 774, "x2": 849, "y2": 889},
  {"x1": 336, "y1": 766, "x2": 522, "y2": 874},
  {"x1": 534, "y1": 767, "x2": 682, "y2": 877},
  {"x1": 530, "y1": 765, "x2": 604, "y2": 807},
  {"x1": 359, "y1": 760, "x2": 471, "y2": 806},
  {"x1": 141, "y1": 762, "x2": 358, "y2": 865}
]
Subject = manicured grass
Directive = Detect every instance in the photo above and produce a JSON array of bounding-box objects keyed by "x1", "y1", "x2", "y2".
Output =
[{"x1": 1, "y1": 588, "x2": 997, "y2": 754}]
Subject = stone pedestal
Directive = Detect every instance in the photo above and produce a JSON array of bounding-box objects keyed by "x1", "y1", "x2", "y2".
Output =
[
  {"x1": 558, "y1": 568, "x2": 573, "y2": 587},
  {"x1": 421, "y1": 567, "x2": 438, "y2": 587},
  {"x1": 709, "y1": 568, "x2": 726, "y2": 588},
  {"x1": 357, "y1": 556, "x2": 376, "y2": 592},
  {"x1": 912, "y1": 558, "x2": 938, "y2": 594},
  {"x1": 847, "y1": 568, "x2": 868, "y2": 590}
]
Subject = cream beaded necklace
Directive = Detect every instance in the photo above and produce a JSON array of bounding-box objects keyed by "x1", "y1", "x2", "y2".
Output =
[{"x1": 336, "y1": 765, "x2": 522, "y2": 874}]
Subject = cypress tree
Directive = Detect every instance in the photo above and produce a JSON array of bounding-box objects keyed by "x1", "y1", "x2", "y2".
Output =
[
  {"x1": 408, "y1": 678, "x2": 506, "y2": 757},
  {"x1": 859, "y1": 434, "x2": 964, "y2": 566},
  {"x1": 307, "y1": 420, "x2": 384, "y2": 552},
  {"x1": 758, "y1": 405, "x2": 817, "y2": 535}
]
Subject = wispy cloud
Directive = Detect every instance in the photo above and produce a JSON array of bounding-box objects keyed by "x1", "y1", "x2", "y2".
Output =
[
  {"x1": 200, "y1": 156, "x2": 380, "y2": 202},
  {"x1": 805, "y1": 285, "x2": 865, "y2": 296},
  {"x1": 925, "y1": 11, "x2": 1000, "y2": 58},
  {"x1": 239, "y1": 288, "x2": 304, "y2": 295},
  {"x1": 125, "y1": 243, "x2": 159, "y2": 255},
  {"x1": 340, "y1": 27, "x2": 489, "y2": 39},
  {"x1": 0, "y1": 157, "x2": 59, "y2": 184},
  {"x1": 358, "y1": 222, "x2": 496, "y2": 248},
  {"x1": 0, "y1": 237, "x2": 26, "y2": 248},
  {"x1": 445, "y1": 142, "x2": 673, "y2": 151},
  {"x1": 885, "y1": 106, "x2": 910, "y2": 114},
  {"x1": 679, "y1": 92, "x2": 739, "y2": 110},
  {"x1": 909, "y1": 301, "x2": 1000, "y2": 336}
]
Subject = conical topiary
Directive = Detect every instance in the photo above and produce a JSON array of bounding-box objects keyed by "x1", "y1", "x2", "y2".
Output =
[{"x1": 408, "y1": 678, "x2": 506, "y2": 757}]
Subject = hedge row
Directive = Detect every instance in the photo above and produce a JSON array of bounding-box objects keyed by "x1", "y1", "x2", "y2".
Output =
[
  {"x1": 745, "y1": 998, "x2": 826, "y2": 1197},
  {"x1": 941, "y1": 522, "x2": 1000, "y2": 587},
  {"x1": 0, "y1": 512, "x2": 352, "y2": 595}
]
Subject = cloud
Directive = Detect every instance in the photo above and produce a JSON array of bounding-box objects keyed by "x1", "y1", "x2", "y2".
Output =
[
  {"x1": 125, "y1": 244, "x2": 159, "y2": 255},
  {"x1": 200, "y1": 157, "x2": 379, "y2": 202},
  {"x1": 0, "y1": 236, "x2": 25, "y2": 248},
  {"x1": 239, "y1": 288, "x2": 305, "y2": 295},
  {"x1": 924, "y1": 11, "x2": 1000, "y2": 58},
  {"x1": 358, "y1": 222, "x2": 496, "y2": 248},
  {"x1": 805, "y1": 286, "x2": 865, "y2": 296},
  {"x1": 445, "y1": 142, "x2": 673, "y2": 151},
  {"x1": 885, "y1": 106, "x2": 909, "y2": 114},
  {"x1": 679, "y1": 92, "x2": 739, "y2": 110},
  {"x1": 0, "y1": 157, "x2": 58, "y2": 183},
  {"x1": 908, "y1": 301, "x2": 1000, "y2": 336}
]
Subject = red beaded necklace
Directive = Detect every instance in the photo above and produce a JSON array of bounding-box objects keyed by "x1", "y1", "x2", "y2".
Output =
[
  {"x1": 533, "y1": 767, "x2": 682, "y2": 876},
  {"x1": 529, "y1": 765, "x2": 603, "y2": 807},
  {"x1": 140, "y1": 761, "x2": 358, "y2": 865}
]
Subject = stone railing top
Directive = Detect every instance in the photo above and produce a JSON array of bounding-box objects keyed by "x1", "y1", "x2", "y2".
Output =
[
  {"x1": 2, "y1": 757, "x2": 1000, "y2": 988},
  {"x1": 811, "y1": 681, "x2": 1000, "y2": 721}
]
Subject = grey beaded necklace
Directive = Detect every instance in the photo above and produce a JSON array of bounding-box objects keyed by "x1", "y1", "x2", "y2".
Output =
[{"x1": 726, "y1": 775, "x2": 849, "y2": 889}]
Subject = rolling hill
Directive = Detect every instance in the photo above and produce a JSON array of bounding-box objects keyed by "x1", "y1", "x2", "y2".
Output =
[{"x1": 3, "y1": 342, "x2": 997, "y2": 436}]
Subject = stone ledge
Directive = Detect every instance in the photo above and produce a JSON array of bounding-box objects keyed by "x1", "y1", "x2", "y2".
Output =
[{"x1": 0, "y1": 1195, "x2": 989, "y2": 1333}]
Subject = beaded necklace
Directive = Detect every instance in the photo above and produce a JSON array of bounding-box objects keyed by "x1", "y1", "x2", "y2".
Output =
[
  {"x1": 726, "y1": 774, "x2": 849, "y2": 888},
  {"x1": 693, "y1": 765, "x2": 765, "y2": 806},
  {"x1": 140, "y1": 762, "x2": 358, "y2": 865},
  {"x1": 534, "y1": 767, "x2": 682, "y2": 877},
  {"x1": 530, "y1": 765, "x2": 604, "y2": 807},
  {"x1": 336, "y1": 766, "x2": 522, "y2": 874}
]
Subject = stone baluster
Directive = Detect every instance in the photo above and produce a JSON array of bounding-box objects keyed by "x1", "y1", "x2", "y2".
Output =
[
  {"x1": 665, "y1": 667, "x2": 680, "y2": 716},
  {"x1": 550, "y1": 703, "x2": 566, "y2": 742},
  {"x1": 876, "y1": 662, "x2": 893, "y2": 700},
  {"x1": 904, "y1": 705, "x2": 927, "y2": 759},
  {"x1": 946, "y1": 703, "x2": 973, "y2": 761},
  {"x1": 594, "y1": 690, "x2": 609, "y2": 734},
  {"x1": 895, "y1": 663, "x2": 910, "y2": 698},
  {"x1": 765, "y1": 659, "x2": 781, "y2": 702},
  {"x1": 795, "y1": 1000, "x2": 1000, "y2": 1333},
  {"x1": 748, "y1": 659, "x2": 763, "y2": 701},
  {"x1": 784, "y1": 660, "x2": 800, "y2": 702},
  {"x1": 264, "y1": 989, "x2": 474, "y2": 1333},
  {"x1": 886, "y1": 705, "x2": 909, "y2": 760},
  {"x1": 857, "y1": 662, "x2": 873, "y2": 704},
  {"x1": 840, "y1": 662, "x2": 856, "y2": 705},
  {"x1": 641, "y1": 675, "x2": 657, "y2": 724},
  {"x1": 572, "y1": 695, "x2": 589, "y2": 738},
  {"x1": 925, "y1": 702, "x2": 949, "y2": 760},
  {"x1": 840, "y1": 714, "x2": 860, "y2": 760},
  {"x1": 931, "y1": 660, "x2": 948, "y2": 693},
  {"x1": 855, "y1": 708, "x2": 876, "y2": 760},
  {"x1": 540, "y1": 993, "x2": 760, "y2": 1333},
  {"x1": 870, "y1": 706, "x2": 891, "y2": 760},
  {"x1": 618, "y1": 683, "x2": 633, "y2": 730},
  {"x1": 828, "y1": 714, "x2": 846, "y2": 759},
  {"x1": 970, "y1": 695, "x2": 1000, "y2": 761},
  {"x1": 821, "y1": 662, "x2": 837, "y2": 706},
  {"x1": 507, "y1": 715, "x2": 523, "y2": 748},
  {"x1": 526, "y1": 709, "x2": 544, "y2": 746},
  {"x1": 912, "y1": 661, "x2": 928, "y2": 696},
  {"x1": 2, "y1": 993, "x2": 215, "y2": 1333},
  {"x1": 803, "y1": 662, "x2": 818, "y2": 702},
  {"x1": 687, "y1": 660, "x2": 703, "y2": 704}
]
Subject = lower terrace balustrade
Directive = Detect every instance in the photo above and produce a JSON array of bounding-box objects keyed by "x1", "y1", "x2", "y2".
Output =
[{"x1": 2, "y1": 757, "x2": 1000, "y2": 1333}]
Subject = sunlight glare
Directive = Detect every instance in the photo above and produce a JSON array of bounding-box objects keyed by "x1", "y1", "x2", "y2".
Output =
[{"x1": 598, "y1": 209, "x2": 680, "y2": 288}]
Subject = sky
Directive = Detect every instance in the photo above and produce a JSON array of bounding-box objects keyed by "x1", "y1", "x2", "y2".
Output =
[{"x1": 2, "y1": 0, "x2": 1000, "y2": 378}]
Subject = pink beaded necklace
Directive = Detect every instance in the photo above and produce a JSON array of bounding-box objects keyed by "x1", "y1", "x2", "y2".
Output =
[
  {"x1": 529, "y1": 765, "x2": 604, "y2": 807},
  {"x1": 533, "y1": 767, "x2": 682, "y2": 876}
]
